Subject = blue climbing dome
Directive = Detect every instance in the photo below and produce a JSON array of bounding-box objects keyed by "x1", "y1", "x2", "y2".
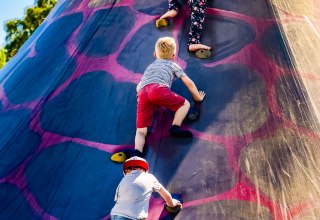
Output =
[{"x1": 1, "y1": 0, "x2": 320, "y2": 219}]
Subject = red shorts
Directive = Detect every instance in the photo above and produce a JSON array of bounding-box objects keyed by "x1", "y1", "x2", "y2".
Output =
[{"x1": 136, "y1": 84, "x2": 185, "y2": 128}]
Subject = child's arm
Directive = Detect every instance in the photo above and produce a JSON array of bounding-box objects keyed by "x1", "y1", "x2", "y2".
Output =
[
  {"x1": 180, "y1": 76, "x2": 205, "y2": 102},
  {"x1": 136, "y1": 82, "x2": 142, "y2": 92},
  {"x1": 158, "y1": 187, "x2": 181, "y2": 208}
]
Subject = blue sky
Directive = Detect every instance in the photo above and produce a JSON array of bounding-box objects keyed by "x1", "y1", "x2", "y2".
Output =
[{"x1": 0, "y1": 0, "x2": 35, "y2": 47}]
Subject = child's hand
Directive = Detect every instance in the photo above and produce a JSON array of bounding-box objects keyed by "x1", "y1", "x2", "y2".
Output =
[
  {"x1": 167, "y1": 198, "x2": 182, "y2": 208},
  {"x1": 193, "y1": 91, "x2": 206, "y2": 102}
]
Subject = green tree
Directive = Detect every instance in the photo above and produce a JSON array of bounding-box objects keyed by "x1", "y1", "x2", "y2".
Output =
[
  {"x1": 0, "y1": 48, "x2": 7, "y2": 69},
  {"x1": 3, "y1": 0, "x2": 57, "y2": 61}
]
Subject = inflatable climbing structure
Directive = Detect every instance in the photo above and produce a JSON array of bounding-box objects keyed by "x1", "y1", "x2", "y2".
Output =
[{"x1": 1, "y1": 0, "x2": 320, "y2": 219}]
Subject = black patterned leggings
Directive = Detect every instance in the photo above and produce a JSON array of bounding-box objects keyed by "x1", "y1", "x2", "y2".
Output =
[{"x1": 168, "y1": 0, "x2": 207, "y2": 46}]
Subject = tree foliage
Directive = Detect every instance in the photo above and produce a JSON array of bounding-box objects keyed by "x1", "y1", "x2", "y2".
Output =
[
  {"x1": 0, "y1": 48, "x2": 7, "y2": 69},
  {"x1": 1, "y1": 0, "x2": 57, "y2": 64}
]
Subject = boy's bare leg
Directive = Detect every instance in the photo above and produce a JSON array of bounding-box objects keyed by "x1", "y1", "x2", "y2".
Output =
[
  {"x1": 188, "y1": 44, "x2": 211, "y2": 52},
  {"x1": 135, "y1": 127, "x2": 148, "y2": 153},
  {"x1": 160, "y1": 9, "x2": 178, "y2": 19},
  {"x1": 156, "y1": 9, "x2": 178, "y2": 28},
  {"x1": 170, "y1": 100, "x2": 193, "y2": 137},
  {"x1": 172, "y1": 100, "x2": 190, "y2": 126}
]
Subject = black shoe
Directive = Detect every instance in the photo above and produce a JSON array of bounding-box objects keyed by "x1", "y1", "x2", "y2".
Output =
[
  {"x1": 169, "y1": 125, "x2": 193, "y2": 138},
  {"x1": 187, "y1": 107, "x2": 200, "y2": 121},
  {"x1": 125, "y1": 149, "x2": 144, "y2": 158},
  {"x1": 133, "y1": 149, "x2": 143, "y2": 158}
]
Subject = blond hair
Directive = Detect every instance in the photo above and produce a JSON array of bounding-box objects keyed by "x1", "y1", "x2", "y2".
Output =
[{"x1": 155, "y1": 37, "x2": 176, "y2": 59}]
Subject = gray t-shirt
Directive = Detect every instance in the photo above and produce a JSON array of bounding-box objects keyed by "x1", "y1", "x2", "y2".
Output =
[
  {"x1": 139, "y1": 59, "x2": 186, "y2": 90},
  {"x1": 111, "y1": 170, "x2": 163, "y2": 220}
]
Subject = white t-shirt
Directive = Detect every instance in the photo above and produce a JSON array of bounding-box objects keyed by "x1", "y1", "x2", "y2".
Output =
[{"x1": 111, "y1": 170, "x2": 163, "y2": 220}]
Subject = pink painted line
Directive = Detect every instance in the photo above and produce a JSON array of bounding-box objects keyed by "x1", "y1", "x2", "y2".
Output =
[
  {"x1": 181, "y1": 181, "x2": 284, "y2": 218},
  {"x1": 36, "y1": 131, "x2": 130, "y2": 154},
  {"x1": 66, "y1": 21, "x2": 85, "y2": 56},
  {"x1": 54, "y1": 9, "x2": 156, "y2": 99},
  {"x1": 282, "y1": 119, "x2": 320, "y2": 140},
  {"x1": 0, "y1": 86, "x2": 10, "y2": 110},
  {"x1": 30, "y1": 110, "x2": 131, "y2": 154},
  {"x1": 28, "y1": 46, "x2": 37, "y2": 57},
  {"x1": 288, "y1": 200, "x2": 320, "y2": 218},
  {"x1": 100, "y1": 214, "x2": 111, "y2": 220},
  {"x1": 206, "y1": 7, "x2": 277, "y2": 27},
  {"x1": 72, "y1": 137, "x2": 134, "y2": 153},
  {"x1": 148, "y1": 196, "x2": 167, "y2": 220},
  {"x1": 0, "y1": 154, "x2": 57, "y2": 219},
  {"x1": 299, "y1": 72, "x2": 320, "y2": 81},
  {"x1": 0, "y1": 85, "x2": 42, "y2": 111}
]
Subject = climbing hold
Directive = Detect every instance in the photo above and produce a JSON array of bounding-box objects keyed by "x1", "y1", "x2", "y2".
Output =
[{"x1": 111, "y1": 152, "x2": 127, "y2": 163}]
